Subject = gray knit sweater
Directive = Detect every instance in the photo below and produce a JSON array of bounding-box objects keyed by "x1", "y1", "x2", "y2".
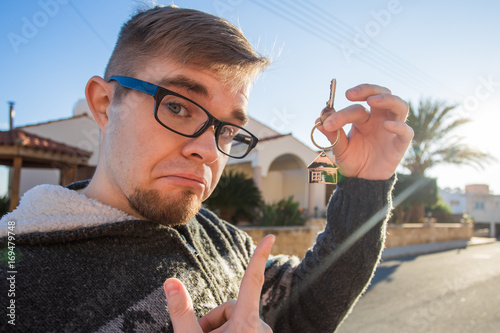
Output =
[{"x1": 0, "y1": 177, "x2": 394, "y2": 332}]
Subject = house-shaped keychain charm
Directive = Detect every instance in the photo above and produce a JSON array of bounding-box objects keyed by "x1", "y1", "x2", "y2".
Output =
[{"x1": 307, "y1": 151, "x2": 339, "y2": 184}]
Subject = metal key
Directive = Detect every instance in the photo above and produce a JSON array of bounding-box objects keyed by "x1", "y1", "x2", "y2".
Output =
[
  {"x1": 327, "y1": 78, "x2": 336, "y2": 109},
  {"x1": 320, "y1": 78, "x2": 337, "y2": 122}
]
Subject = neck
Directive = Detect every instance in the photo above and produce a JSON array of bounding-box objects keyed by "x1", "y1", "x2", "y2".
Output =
[{"x1": 83, "y1": 165, "x2": 144, "y2": 220}]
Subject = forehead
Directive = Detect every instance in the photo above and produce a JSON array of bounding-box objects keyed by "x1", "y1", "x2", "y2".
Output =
[
  {"x1": 138, "y1": 60, "x2": 252, "y2": 98},
  {"x1": 136, "y1": 60, "x2": 252, "y2": 124}
]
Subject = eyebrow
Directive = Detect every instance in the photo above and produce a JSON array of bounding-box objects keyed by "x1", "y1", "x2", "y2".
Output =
[
  {"x1": 157, "y1": 75, "x2": 209, "y2": 97},
  {"x1": 231, "y1": 109, "x2": 249, "y2": 126},
  {"x1": 156, "y1": 75, "x2": 249, "y2": 126}
]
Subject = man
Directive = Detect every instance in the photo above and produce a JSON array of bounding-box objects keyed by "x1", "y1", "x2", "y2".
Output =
[{"x1": 0, "y1": 5, "x2": 412, "y2": 332}]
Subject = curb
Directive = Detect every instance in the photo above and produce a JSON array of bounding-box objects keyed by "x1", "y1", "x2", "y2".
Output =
[
  {"x1": 381, "y1": 238, "x2": 496, "y2": 260},
  {"x1": 467, "y1": 237, "x2": 497, "y2": 246}
]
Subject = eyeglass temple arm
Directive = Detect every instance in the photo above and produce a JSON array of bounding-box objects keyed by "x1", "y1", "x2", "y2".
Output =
[
  {"x1": 108, "y1": 76, "x2": 159, "y2": 96},
  {"x1": 233, "y1": 134, "x2": 258, "y2": 148}
]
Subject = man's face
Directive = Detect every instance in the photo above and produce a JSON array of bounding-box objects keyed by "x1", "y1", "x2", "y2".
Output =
[{"x1": 101, "y1": 60, "x2": 251, "y2": 225}]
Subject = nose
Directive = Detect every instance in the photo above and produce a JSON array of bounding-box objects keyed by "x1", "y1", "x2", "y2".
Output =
[{"x1": 181, "y1": 126, "x2": 220, "y2": 164}]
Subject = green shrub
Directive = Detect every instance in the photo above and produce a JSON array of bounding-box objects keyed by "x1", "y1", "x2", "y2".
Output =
[
  {"x1": 0, "y1": 195, "x2": 10, "y2": 218},
  {"x1": 258, "y1": 196, "x2": 306, "y2": 227},
  {"x1": 204, "y1": 170, "x2": 262, "y2": 224}
]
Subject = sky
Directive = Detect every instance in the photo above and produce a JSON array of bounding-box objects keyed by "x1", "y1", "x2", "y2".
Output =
[{"x1": 1, "y1": 0, "x2": 499, "y2": 195}]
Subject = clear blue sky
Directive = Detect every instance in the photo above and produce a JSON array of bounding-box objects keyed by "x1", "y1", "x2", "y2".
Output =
[{"x1": 1, "y1": 0, "x2": 499, "y2": 194}]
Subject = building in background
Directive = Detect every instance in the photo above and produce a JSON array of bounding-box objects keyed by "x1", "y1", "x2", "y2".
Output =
[
  {"x1": 17, "y1": 99, "x2": 99, "y2": 196},
  {"x1": 441, "y1": 184, "x2": 500, "y2": 238}
]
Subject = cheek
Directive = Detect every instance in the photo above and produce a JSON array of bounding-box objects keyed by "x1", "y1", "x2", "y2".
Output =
[
  {"x1": 104, "y1": 109, "x2": 153, "y2": 181},
  {"x1": 204, "y1": 158, "x2": 228, "y2": 200}
]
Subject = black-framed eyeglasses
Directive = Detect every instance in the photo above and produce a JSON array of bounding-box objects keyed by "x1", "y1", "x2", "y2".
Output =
[{"x1": 108, "y1": 76, "x2": 258, "y2": 159}]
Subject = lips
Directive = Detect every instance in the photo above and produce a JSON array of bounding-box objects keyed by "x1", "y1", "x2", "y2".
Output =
[
  {"x1": 170, "y1": 173, "x2": 207, "y2": 186},
  {"x1": 157, "y1": 172, "x2": 208, "y2": 191}
]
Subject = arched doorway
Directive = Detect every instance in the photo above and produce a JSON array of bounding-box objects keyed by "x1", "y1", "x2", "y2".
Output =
[{"x1": 262, "y1": 154, "x2": 308, "y2": 208}]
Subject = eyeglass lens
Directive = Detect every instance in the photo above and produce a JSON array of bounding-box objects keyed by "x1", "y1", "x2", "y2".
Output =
[{"x1": 156, "y1": 94, "x2": 253, "y2": 158}]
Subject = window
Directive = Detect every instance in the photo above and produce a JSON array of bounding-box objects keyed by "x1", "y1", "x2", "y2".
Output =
[{"x1": 474, "y1": 201, "x2": 485, "y2": 210}]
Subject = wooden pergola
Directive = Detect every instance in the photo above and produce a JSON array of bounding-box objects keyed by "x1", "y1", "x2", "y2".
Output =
[{"x1": 0, "y1": 129, "x2": 92, "y2": 211}]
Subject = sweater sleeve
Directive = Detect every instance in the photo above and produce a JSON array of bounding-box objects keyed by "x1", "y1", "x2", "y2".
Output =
[{"x1": 261, "y1": 176, "x2": 395, "y2": 333}]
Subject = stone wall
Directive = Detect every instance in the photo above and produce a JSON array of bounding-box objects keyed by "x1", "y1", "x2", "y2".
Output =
[
  {"x1": 241, "y1": 220, "x2": 474, "y2": 258},
  {"x1": 241, "y1": 225, "x2": 321, "y2": 258},
  {"x1": 385, "y1": 221, "x2": 474, "y2": 248}
]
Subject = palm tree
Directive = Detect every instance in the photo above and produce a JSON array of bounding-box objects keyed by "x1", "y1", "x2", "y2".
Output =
[
  {"x1": 403, "y1": 98, "x2": 493, "y2": 175},
  {"x1": 399, "y1": 99, "x2": 494, "y2": 222},
  {"x1": 204, "y1": 170, "x2": 263, "y2": 224}
]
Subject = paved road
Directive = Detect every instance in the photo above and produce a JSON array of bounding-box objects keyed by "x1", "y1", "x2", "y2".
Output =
[{"x1": 337, "y1": 241, "x2": 500, "y2": 333}]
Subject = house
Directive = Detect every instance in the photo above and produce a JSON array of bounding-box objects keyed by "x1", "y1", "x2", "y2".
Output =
[
  {"x1": 225, "y1": 117, "x2": 334, "y2": 217},
  {"x1": 15, "y1": 99, "x2": 334, "y2": 217},
  {"x1": 0, "y1": 128, "x2": 92, "y2": 210},
  {"x1": 441, "y1": 184, "x2": 500, "y2": 238},
  {"x1": 16, "y1": 99, "x2": 99, "y2": 195}
]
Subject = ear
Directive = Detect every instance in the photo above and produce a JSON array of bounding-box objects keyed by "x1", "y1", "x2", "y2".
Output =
[{"x1": 85, "y1": 76, "x2": 113, "y2": 133}]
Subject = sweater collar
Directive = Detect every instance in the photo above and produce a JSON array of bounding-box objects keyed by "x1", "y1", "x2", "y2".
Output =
[{"x1": 0, "y1": 184, "x2": 136, "y2": 237}]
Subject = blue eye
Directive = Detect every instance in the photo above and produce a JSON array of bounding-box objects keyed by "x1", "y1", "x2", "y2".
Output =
[{"x1": 167, "y1": 103, "x2": 182, "y2": 114}]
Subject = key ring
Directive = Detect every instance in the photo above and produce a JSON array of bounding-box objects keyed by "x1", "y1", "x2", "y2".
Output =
[{"x1": 310, "y1": 123, "x2": 340, "y2": 150}]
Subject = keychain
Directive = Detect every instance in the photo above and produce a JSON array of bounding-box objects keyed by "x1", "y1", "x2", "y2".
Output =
[{"x1": 307, "y1": 79, "x2": 341, "y2": 184}]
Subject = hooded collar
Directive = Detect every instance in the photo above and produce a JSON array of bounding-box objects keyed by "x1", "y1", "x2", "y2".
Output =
[{"x1": 0, "y1": 184, "x2": 136, "y2": 237}]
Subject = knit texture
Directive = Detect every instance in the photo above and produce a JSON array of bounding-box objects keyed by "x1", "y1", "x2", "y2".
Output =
[{"x1": 0, "y1": 177, "x2": 395, "y2": 332}]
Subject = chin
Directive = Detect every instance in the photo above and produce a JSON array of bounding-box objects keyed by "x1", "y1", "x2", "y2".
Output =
[{"x1": 127, "y1": 187, "x2": 202, "y2": 226}]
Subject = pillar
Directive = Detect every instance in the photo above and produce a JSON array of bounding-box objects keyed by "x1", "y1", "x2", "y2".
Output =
[{"x1": 9, "y1": 156, "x2": 22, "y2": 211}]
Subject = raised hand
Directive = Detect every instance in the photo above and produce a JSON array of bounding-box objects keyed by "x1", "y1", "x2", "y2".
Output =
[
  {"x1": 316, "y1": 83, "x2": 414, "y2": 180},
  {"x1": 164, "y1": 234, "x2": 275, "y2": 332}
]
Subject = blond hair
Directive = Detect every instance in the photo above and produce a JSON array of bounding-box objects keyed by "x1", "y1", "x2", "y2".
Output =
[{"x1": 104, "y1": 6, "x2": 270, "y2": 97}]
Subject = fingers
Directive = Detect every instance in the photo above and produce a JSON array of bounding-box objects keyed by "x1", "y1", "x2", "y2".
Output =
[
  {"x1": 198, "y1": 300, "x2": 236, "y2": 332},
  {"x1": 164, "y1": 278, "x2": 202, "y2": 333},
  {"x1": 367, "y1": 93, "x2": 409, "y2": 121},
  {"x1": 319, "y1": 104, "x2": 369, "y2": 133},
  {"x1": 234, "y1": 234, "x2": 275, "y2": 315},
  {"x1": 346, "y1": 84, "x2": 409, "y2": 121},
  {"x1": 384, "y1": 120, "x2": 414, "y2": 148},
  {"x1": 345, "y1": 83, "x2": 391, "y2": 101}
]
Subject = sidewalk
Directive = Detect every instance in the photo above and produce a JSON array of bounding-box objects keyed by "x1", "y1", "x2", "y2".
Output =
[
  {"x1": 381, "y1": 237, "x2": 497, "y2": 260},
  {"x1": 468, "y1": 236, "x2": 498, "y2": 246}
]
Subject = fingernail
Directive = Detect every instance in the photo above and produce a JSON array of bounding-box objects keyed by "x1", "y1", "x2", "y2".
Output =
[
  {"x1": 323, "y1": 119, "x2": 334, "y2": 132},
  {"x1": 348, "y1": 87, "x2": 360, "y2": 96},
  {"x1": 164, "y1": 280, "x2": 179, "y2": 298}
]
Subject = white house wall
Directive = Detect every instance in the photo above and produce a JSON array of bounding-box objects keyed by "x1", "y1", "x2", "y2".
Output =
[
  {"x1": 262, "y1": 170, "x2": 284, "y2": 203},
  {"x1": 20, "y1": 115, "x2": 100, "y2": 165},
  {"x1": 17, "y1": 115, "x2": 100, "y2": 196},
  {"x1": 283, "y1": 168, "x2": 307, "y2": 208},
  {"x1": 466, "y1": 193, "x2": 500, "y2": 223},
  {"x1": 440, "y1": 189, "x2": 467, "y2": 214},
  {"x1": 18, "y1": 168, "x2": 60, "y2": 195}
]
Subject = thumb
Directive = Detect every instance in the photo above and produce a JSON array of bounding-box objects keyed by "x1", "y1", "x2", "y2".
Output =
[{"x1": 164, "y1": 278, "x2": 202, "y2": 332}]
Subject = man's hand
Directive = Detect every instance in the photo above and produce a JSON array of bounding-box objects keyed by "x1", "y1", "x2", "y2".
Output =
[
  {"x1": 316, "y1": 83, "x2": 414, "y2": 180},
  {"x1": 163, "y1": 235, "x2": 275, "y2": 332}
]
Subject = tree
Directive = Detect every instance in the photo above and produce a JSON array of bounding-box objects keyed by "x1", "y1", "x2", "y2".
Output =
[
  {"x1": 403, "y1": 99, "x2": 493, "y2": 175},
  {"x1": 204, "y1": 170, "x2": 263, "y2": 224},
  {"x1": 399, "y1": 99, "x2": 494, "y2": 222}
]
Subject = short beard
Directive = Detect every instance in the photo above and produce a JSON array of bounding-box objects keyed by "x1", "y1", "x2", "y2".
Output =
[{"x1": 127, "y1": 188, "x2": 201, "y2": 226}]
